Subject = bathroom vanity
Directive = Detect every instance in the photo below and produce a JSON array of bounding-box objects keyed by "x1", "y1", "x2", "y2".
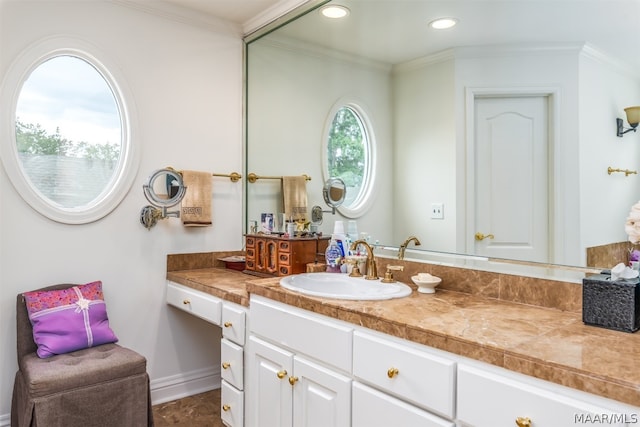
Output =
[{"x1": 166, "y1": 253, "x2": 640, "y2": 427}]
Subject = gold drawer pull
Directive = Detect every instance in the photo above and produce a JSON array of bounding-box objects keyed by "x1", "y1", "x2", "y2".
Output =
[
  {"x1": 516, "y1": 417, "x2": 531, "y2": 427},
  {"x1": 387, "y1": 367, "x2": 399, "y2": 378},
  {"x1": 182, "y1": 299, "x2": 191, "y2": 305},
  {"x1": 222, "y1": 362, "x2": 231, "y2": 370},
  {"x1": 223, "y1": 321, "x2": 233, "y2": 328},
  {"x1": 289, "y1": 376, "x2": 299, "y2": 386},
  {"x1": 276, "y1": 370, "x2": 287, "y2": 379},
  {"x1": 222, "y1": 404, "x2": 231, "y2": 412}
]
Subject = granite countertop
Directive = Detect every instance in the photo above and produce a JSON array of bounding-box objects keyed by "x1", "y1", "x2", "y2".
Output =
[{"x1": 166, "y1": 267, "x2": 640, "y2": 408}]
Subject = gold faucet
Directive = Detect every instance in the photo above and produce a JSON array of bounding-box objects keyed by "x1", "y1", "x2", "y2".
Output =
[
  {"x1": 398, "y1": 236, "x2": 421, "y2": 260},
  {"x1": 349, "y1": 239, "x2": 378, "y2": 280}
]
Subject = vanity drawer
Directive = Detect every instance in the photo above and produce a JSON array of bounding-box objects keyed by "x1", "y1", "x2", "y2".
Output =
[
  {"x1": 352, "y1": 331, "x2": 456, "y2": 419},
  {"x1": 250, "y1": 295, "x2": 353, "y2": 372},
  {"x1": 278, "y1": 241, "x2": 291, "y2": 253},
  {"x1": 166, "y1": 281, "x2": 222, "y2": 325},
  {"x1": 278, "y1": 265, "x2": 290, "y2": 275},
  {"x1": 457, "y1": 364, "x2": 628, "y2": 427},
  {"x1": 222, "y1": 302, "x2": 247, "y2": 345},
  {"x1": 278, "y1": 252, "x2": 291, "y2": 266},
  {"x1": 221, "y1": 338, "x2": 244, "y2": 390},
  {"x1": 246, "y1": 236, "x2": 256, "y2": 248},
  {"x1": 221, "y1": 380, "x2": 244, "y2": 427},
  {"x1": 352, "y1": 382, "x2": 455, "y2": 427}
]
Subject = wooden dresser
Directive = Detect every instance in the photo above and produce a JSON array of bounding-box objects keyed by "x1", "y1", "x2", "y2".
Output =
[{"x1": 244, "y1": 234, "x2": 330, "y2": 277}]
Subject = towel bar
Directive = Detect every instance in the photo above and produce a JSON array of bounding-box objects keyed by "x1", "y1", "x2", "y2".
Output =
[
  {"x1": 166, "y1": 167, "x2": 242, "y2": 182},
  {"x1": 248, "y1": 173, "x2": 311, "y2": 183}
]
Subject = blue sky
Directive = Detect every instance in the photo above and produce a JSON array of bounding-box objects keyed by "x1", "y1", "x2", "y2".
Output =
[{"x1": 16, "y1": 55, "x2": 121, "y2": 146}]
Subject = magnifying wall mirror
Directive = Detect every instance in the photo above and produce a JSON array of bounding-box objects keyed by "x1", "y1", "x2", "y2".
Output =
[
  {"x1": 140, "y1": 168, "x2": 186, "y2": 229},
  {"x1": 312, "y1": 177, "x2": 347, "y2": 225}
]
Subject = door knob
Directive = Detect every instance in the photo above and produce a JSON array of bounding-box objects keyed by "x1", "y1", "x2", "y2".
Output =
[
  {"x1": 515, "y1": 417, "x2": 531, "y2": 427},
  {"x1": 475, "y1": 232, "x2": 495, "y2": 241}
]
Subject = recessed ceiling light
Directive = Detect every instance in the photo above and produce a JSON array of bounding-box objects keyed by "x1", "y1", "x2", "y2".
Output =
[
  {"x1": 320, "y1": 5, "x2": 350, "y2": 19},
  {"x1": 429, "y1": 17, "x2": 458, "y2": 30}
]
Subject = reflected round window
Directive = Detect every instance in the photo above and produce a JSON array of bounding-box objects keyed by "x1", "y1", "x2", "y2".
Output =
[
  {"x1": 323, "y1": 101, "x2": 376, "y2": 217},
  {"x1": 0, "y1": 38, "x2": 139, "y2": 224}
]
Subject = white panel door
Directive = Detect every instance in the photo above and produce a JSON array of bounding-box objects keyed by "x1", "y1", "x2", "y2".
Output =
[
  {"x1": 473, "y1": 96, "x2": 549, "y2": 262},
  {"x1": 247, "y1": 335, "x2": 294, "y2": 427},
  {"x1": 292, "y1": 356, "x2": 351, "y2": 427}
]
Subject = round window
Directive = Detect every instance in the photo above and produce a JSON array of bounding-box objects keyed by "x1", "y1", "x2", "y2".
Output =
[
  {"x1": 0, "y1": 39, "x2": 138, "y2": 223},
  {"x1": 322, "y1": 100, "x2": 376, "y2": 218}
]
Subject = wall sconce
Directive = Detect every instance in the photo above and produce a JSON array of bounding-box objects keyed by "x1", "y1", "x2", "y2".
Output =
[{"x1": 617, "y1": 106, "x2": 640, "y2": 137}]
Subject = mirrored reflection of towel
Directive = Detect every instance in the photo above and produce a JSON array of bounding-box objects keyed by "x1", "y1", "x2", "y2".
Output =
[
  {"x1": 181, "y1": 170, "x2": 212, "y2": 227},
  {"x1": 282, "y1": 176, "x2": 308, "y2": 222}
]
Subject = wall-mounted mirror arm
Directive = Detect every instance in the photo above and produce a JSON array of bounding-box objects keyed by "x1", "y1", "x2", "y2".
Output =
[
  {"x1": 311, "y1": 177, "x2": 347, "y2": 225},
  {"x1": 139, "y1": 168, "x2": 186, "y2": 229}
]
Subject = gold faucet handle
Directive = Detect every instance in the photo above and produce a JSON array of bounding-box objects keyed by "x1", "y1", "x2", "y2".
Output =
[
  {"x1": 381, "y1": 265, "x2": 404, "y2": 283},
  {"x1": 345, "y1": 257, "x2": 363, "y2": 277}
]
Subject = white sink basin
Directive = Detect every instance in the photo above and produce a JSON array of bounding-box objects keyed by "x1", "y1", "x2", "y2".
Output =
[{"x1": 279, "y1": 273, "x2": 412, "y2": 300}]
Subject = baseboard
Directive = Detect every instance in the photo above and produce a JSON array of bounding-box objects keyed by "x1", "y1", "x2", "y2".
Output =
[
  {"x1": 150, "y1": 366, "x2": 221, "y2": 406},
  {"x1": 0, "y1": 413, "x2": 9, "y2": 427}
]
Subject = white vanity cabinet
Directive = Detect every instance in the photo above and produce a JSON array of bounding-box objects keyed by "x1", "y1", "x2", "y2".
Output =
[
  {"x1": 457, "y1": 364, "x2": 634, "y2": 427},
  {"x1": 352, "y1": 382, "x2": 455, "y2": 427},
  {"x1": 166, "y1": 281, "x2": 249, "y2": 427},
  {"x1": 247, "y1": 296, "x2": 353, "y2": 427},
  {"x1": 221, "y1": 301, "x2": 249, "y2": 427},
  {"x1": 166, "y1": 281, "x2": 222, "y2": 325},
  {"x1": 352, "y1": 330, "x2": 456, "y2": 420}
]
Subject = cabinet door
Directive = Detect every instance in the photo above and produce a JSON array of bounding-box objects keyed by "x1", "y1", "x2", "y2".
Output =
[
  {"x1": 247, "y1": 335, "x2": 294, "y2": 427},
  {"x1": 457, "y1": 364, "x2": 628, "y2": 427},
  {"x1": 292, "y1": 356, "x2": 351, "y2": 427},
  {"x1": 352, "y1": 382, "x2": 454, "y2": 427}
]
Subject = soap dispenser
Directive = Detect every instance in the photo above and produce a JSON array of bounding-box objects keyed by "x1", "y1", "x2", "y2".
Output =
[{"x1": 325, "y1": 235, "x2": 342, "y2": 273}]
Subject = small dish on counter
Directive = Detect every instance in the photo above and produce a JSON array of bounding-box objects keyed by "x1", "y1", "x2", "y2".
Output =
[
  {"x1": 218, "y1": 255, "x2": 246, "y2": 271},
  {"x1": 411, "y1": 273, "x2": 442, "y2": 294}
]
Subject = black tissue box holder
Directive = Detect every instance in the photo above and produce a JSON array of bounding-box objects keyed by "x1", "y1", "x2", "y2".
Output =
[{"x1": 582, "y1": 273, "x2": 640, "y2": 333}]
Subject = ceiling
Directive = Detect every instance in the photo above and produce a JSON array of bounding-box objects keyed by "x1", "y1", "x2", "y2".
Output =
[{"x1": 152, "y1": 0, "x2": 640, "y2": 73}]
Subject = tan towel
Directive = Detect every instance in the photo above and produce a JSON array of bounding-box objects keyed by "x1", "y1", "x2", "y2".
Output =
[
  {"x1": 180, "y1": 170, "x2": 212, "y2": 227},
  {"x1": 282, "y1": 176, "x2": 308, "y2": 222}
]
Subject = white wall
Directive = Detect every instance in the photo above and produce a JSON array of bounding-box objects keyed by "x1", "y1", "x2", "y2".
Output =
[
  {"x1": 578, "y1": 49, "x2": 640, "y2": 255},
  {"x1": 392, "y1": 56, "x2": 457, "y2": 252},
  {"x1": 246, "y1": 36, "x2": 394, "y2": 243},
  {"x1": 0, "y1": 0, "x2": 244, "y2": 420}
]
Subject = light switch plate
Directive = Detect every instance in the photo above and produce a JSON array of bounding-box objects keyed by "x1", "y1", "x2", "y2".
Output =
[{"x1": 431, "y1": 203, "x2": 444, "y2": 219}]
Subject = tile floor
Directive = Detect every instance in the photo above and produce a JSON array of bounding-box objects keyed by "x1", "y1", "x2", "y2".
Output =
[{"x1": 152, "y1": 388, "x2": 223, "y2": 427}]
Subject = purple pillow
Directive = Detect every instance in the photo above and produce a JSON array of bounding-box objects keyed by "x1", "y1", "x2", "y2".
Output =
[{"x1": 23, "y1": 281, "x2": 118, "y2": 358}]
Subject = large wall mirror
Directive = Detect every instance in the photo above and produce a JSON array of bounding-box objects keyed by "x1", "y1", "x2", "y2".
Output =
[{"x1": 245, "y1": 0, "x2": 640, "y2": 280}]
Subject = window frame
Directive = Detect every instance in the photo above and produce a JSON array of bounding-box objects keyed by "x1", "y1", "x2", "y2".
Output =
[
  {"x1": 0, "y1": 37, "x2": 139, "y2": 224},
  {"x1": 321, "y1": 98, "x2": 377, "y2": 218}
]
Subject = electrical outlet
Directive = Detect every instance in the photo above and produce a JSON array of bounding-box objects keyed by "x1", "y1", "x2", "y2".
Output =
[{"x1": 431, "y1": 203, "x2": 444, "y2": 219}]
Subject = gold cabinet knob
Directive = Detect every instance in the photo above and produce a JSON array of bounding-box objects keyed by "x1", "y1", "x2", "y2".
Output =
[
  {"x1": 223, "y1": 321, "x2": 233, "y2": 328},
  {"x1": 516, "y1": 417, "x2": 531, "y2": 427},
  {"x1": 182, "y1": 299, "x2": 191, "y2": 305},
  {"x1": 387, "y1": 367, "x2": 399, "y2": 378},
  {"x1": 276, "y1": 370, "x2": 287, "y2": 379},
  {"x1": 222, "y1": 404, "x2": 231, "y2": 412},
  {"x1": 289, "y1": 376, "x2": 299, "y2": 386},
  {"x1": 475, "y1": 232, "x2": 495, "y2": 241},
  {"x1": 222, "y1": 362, "x2": 231, "y2": 370}
]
